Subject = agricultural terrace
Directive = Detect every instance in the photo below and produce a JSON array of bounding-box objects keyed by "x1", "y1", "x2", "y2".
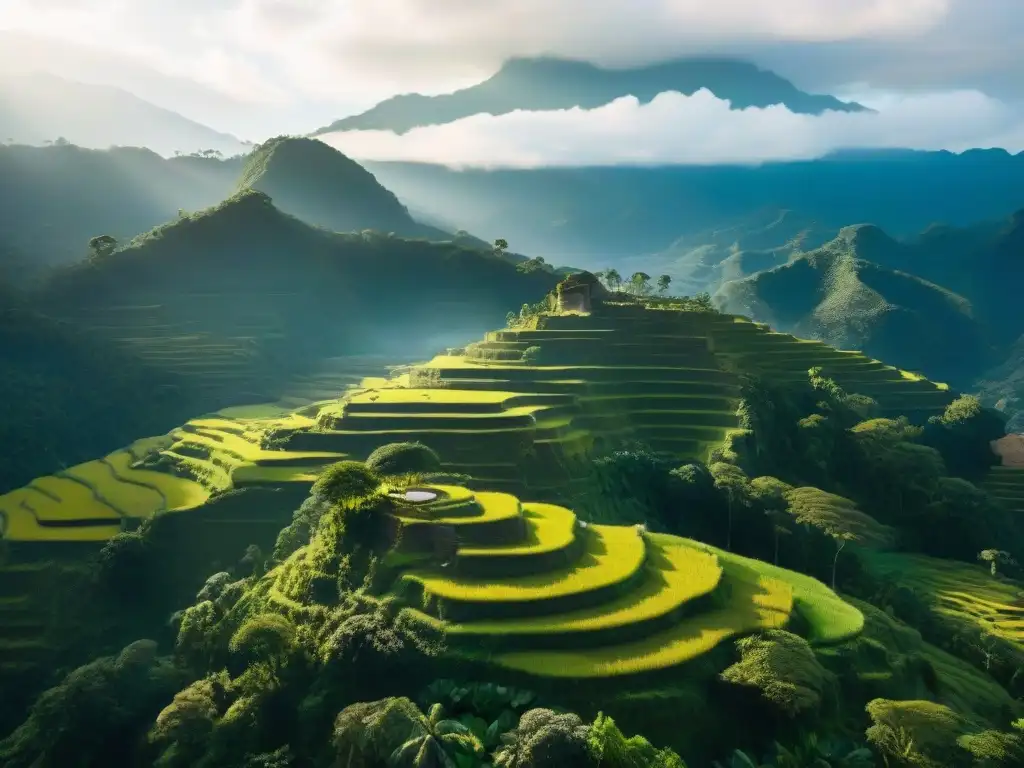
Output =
[{"x1": 267, "y1": 484, "x2": 859, "y2": 680}]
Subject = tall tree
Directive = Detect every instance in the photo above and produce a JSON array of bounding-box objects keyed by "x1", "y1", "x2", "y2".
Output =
[
  {"x1": 710, "y1": 462, "x2": 752, "y2": 551},
  {"x1": 656, "y1": 274, "x2": 672, "y2": 295},
  {"x1": 751, "y1": 476, "x2": 794, "y2": 565},
  {"x1": 601, "y1": 268, "x2": 622, "y2": 291},
  {"x1": 86, "y1": 234, "x2": 118, "y2": 261},
  {"x1": 628, "y1": 272, "x2": 652, "y2": 296},
  {"x1": 784, "y1": 487, "x2": 893, "y2": 590}
]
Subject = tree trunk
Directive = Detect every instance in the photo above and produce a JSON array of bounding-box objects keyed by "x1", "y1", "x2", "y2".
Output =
[
  {"x1": 773, "y1": 529, "x2": 780, "y2": 566},
  {"x1": 831, "y1": 539, "x2": 847, "y2": 591},
  {"x1": 726, "y1": 498, "x2": 733, "y2": 551}
]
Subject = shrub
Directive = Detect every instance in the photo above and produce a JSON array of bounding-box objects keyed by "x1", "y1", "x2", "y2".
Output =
[
  {"x1": 720, "y1": 630, "x2": 835, "y2": 717},
  {"x1": 365, "y1": 442, "x2": 442, "y2": 476},
  {"x1": 865, "y1": 699, "x2": 969, "y2": 768},
  {"x1": 494, "y1": 709, "x2": 595, "y2": 768},
  {"x1": 311, "y1": 461, "x2": 382, "y2": 505},
  {"x1": 521, "y1": 345, "x2": 543, "y2": 365},
  {"x1": 229, "y1": 615, "x2": 296, "y2": 677}
]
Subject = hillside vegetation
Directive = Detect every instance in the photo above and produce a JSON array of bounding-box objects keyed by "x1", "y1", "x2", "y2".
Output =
[
  {"x1": 365, "y1": 149, "x2": 1024, "y2": 265},
  {"x1": 0, "y1": 138, "x2": 492, "y2": 271},
  {"x1": 0, "y1": 192, "x2": 556, "y2": 492},
  {"x1": 714, "y1": 231, "x2": 993, "y2": 386},
  {"x1": 236, "y1": 137, "x2": 478, "y2": 244},
  {"x1": 0, "y1": 286, "x2": 1021, "y2": 766}
]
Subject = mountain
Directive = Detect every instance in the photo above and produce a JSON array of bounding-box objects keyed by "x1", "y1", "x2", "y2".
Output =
[
  {"x1": 713, "y1": 228, "x2": 993, "y2": 386},
  {"x1": 362, "y1": 149, "x2": 1024, "y2": 270},
  {"x1": 617, "y1": 209, "x2": 834, "y2": 295},
  {"x1": 0, "y1": 72, "x2": 249, "y2": 156},
  {"x1": 237, "y1": 136, "x2": 473, "y2": 242},
  {"x1": 0, "y1": 140, "x2": 500, "y2": 273},
  {"x1": 35, "y1": 189, "x2": 559, "y2": 399},
  {"x1": 0, "y1": 143, "x2": 240, "y2": 267},
  {"x1": 792, "y1": 211, "x2": 1024, "y2": 348},
  {"x1": 315, "y1": 56, "x2": 864, "y2": 135}
]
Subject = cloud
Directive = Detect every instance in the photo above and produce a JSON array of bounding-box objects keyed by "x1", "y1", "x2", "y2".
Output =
[
  {"x1": 319, "y1": 88, "x2": 1024, "y2": 168},
  {"x1": 3, "y1": 0, "x2": 1023, "y2": 138},
  {"x1": 0, "y1": 0, "x2": 980, "y2": 104}
]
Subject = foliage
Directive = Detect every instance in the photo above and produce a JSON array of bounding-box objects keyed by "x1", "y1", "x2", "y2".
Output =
[
  {"x1": 366, "y1": 442, "x2": 443, "y2": 477},
  {"x1": 627, "y1": 272, "x2": 652, "y2": 296},
  {"x1": 720, "y1": 630, "x2": 836, "y2": 718},
  {"x1": 229, "y1": 614, "x2": 297, "y2": 676},
  {"x1": 587, "y1": 712, "x2": 687, "y2": 767},
  {"x1": 0, "y1": 640, "x2": 187, "y2": 768},
  {"x1": 784, "y1": 487, "x2": 892, "y2": 590},
  {"x1": 864, "y1": 699, "x2": 968, "y2": 768},
  {"x1": 493, "y1": 708, "x2": 595, "y2": 768},
  {"x1": 922, "y1": 395, "x2": 1006, "y2": 480},
  {"x1": 333, "y1": 697, "x2": 483, "y2": 768},
  {"x1": 310, "y1": 460, "x2": 382, "y2": 505},
  {"x1": 149, "y1": 672, "x2": 232, "y2": 767},
  {"x1": 272, "y1": 495, "x2": 331, "y2": 562},
  {"x1": 584, "y1": 443, "x2": 683, "y2": 526},
  {"x1": 710, "y1": 461, "x2": 753, "y2": 551},
  {"x1": 417, "y1": 680, "x2": 536, "y2": 750},
  {"x1": 977, "y1": 550, "x2": 1018, "y2": 578}
]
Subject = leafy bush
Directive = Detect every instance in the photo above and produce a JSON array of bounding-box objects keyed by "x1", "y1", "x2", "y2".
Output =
[
  {"x1": 588, "y1": 713, "x2": 687, "y2": 767},
  {"x1": 310, "y1": 461, "x2": 382, "y2": 505},
  {"x1": 0, "y1": 640, "x2": 186, "y2": 768},
  {"x1": 493, "y1": 709, "x2": 595, "y2": 768},
  {"x1": 720, "y1": 630, "x2": 836, "y2": 718},
  {"x1": 365, "y1": 442, "x2": 442, "y2": 476}
]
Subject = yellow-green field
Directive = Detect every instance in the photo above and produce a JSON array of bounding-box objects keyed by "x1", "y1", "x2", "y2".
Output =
[
  {"x1": 372, "y1": 485, "x2": 855, "y2": 679},
  {"x1": 861, "y1": 551, "x2": 1024, "y2": 650}
]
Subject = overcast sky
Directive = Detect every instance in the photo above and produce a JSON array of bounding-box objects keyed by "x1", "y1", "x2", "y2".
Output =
[{"x1": 1, "y1": 0, "x2": 1022, "y2": 159}]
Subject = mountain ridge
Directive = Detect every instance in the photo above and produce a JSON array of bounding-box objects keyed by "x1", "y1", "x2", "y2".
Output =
[
  {"x1": 0, "y1": 71, "x2": 249, "y2": 156},
  {"x1": 314, "y1": 55, "x2": 865, "y2": 135}
]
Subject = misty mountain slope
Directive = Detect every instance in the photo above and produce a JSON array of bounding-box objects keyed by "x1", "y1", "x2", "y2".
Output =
[
  {"x1": 622, "y1": 209, "x2": 832, "y2": 293},
  {"x1": 0, "y1": 280, "x2": 197, "y2": 493},
  {"x1": 364, "y1": 149, "x2": 1024, "y2": 267},
  {"x1": 0, "y1": 143, "x2": 240, "y2": 267},
  {"x1": 714, "y1": 234, "x2": 992, "y2": 385},
  {"x1": 0, "y1": 72, "x2": 248, "y2": 156},
  {"x1": 37, "y1": 189, "x2": 559, "y2": 391},
  {"x1": 811, "y1": 212, "x2": 1024, "y2": 347},
  {"x1": 237, "y1": 136, "x2": 487, "y2": 246},
  {"x1": 0, "y1": 140, "x2": 497, "y2": 273},
  {"x1": 315, "y1": 56, "x2": 863, "y2": 134}
]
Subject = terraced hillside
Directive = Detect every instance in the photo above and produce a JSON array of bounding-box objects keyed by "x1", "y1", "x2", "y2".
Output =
[
  {"x1": 269, "y1": 484, "x2": 862, "y2": 679},
  {"x1": 862, "y1": 550, "x2": 1024, "y2": 654},
  {"x1": 278, "y1": 303, "x2": 957, "y2": 496},
  {"x1": 980, "y1": 466, "x2": 1024, "y2": 517},
  {"x1": 0, "y1": 302, "x2": 959, "y2": 543}
]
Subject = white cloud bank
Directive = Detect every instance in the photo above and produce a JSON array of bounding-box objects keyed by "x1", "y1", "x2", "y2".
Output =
[{"x1": 318, "y1": 88, "x2": 1024, "y2": 169}]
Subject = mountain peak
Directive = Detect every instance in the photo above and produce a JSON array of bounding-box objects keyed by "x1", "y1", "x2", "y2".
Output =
[{"x1": 237, "y1": 136, "x2": 417, "y2": 234}]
